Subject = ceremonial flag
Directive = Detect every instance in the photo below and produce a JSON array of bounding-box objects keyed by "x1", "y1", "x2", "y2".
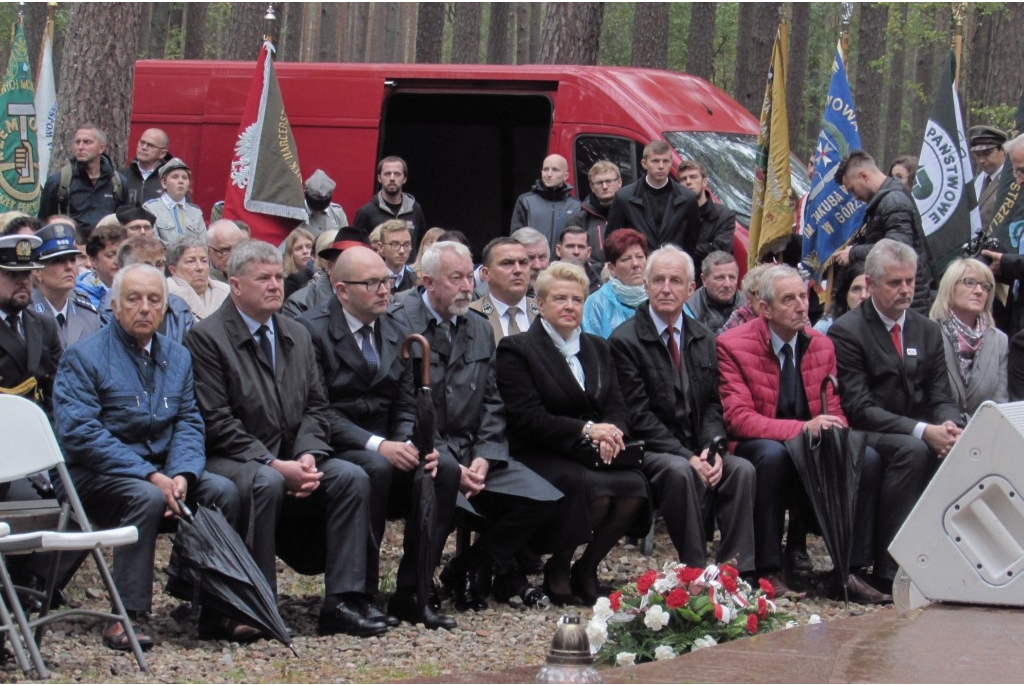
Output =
[
  {"x1": 0, "y1": 22, "x2": 40, "y2": 214},
  {"x1": 801, "y1": 41, "x2": 866, "y2": 291},
  {"x1": 985, "y1": 85, "x2": 1023, "y2": 254},
  {"x1": 911, "y1": 51, "x2": 979, "y2": 273},
  {"x1": 222, "y1": 42, "x2": 306, "y2": 243},
  {"x1": 749, "y1": 23, "x2": 793, "y2": 268},
  {"x1": 34, "y1": 17, "x2": 57, "y2": 182}
]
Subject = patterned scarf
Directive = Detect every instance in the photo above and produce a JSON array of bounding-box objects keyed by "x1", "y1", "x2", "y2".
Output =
[
  {"x1": 609, "y1": 276, "x2": 647, "y2": 309},
  {"x1": 940, "y1": 313, "x2": 986, "y2": 386}
]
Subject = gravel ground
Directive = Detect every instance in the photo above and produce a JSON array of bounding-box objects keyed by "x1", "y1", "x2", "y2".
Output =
[{"x1": 1, "y1": 519, "x2": 887, "y2": 684}]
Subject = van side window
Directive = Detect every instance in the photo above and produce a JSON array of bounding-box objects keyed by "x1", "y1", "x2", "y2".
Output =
[{"x1": 574, "y1": 136, "x2": 642, "y2": 190}]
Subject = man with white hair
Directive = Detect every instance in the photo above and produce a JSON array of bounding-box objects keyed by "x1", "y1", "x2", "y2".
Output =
[{"x1": 511, "y1": 226, "x2": 550, "y2": 296}]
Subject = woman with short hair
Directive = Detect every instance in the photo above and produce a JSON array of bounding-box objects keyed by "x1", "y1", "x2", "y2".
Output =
[{"x1": 165, "y1": 236, "x2": 228, "y2": 321}]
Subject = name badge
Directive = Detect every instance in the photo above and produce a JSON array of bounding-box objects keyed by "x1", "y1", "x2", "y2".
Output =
[{"x1": 906, "y1": 348, "x2": 918, "y2": 357}]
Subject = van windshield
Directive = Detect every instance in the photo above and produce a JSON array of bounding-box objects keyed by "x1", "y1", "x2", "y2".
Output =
[{"x1": 664, "y1": 131, "x2": 811, "y2": 229}]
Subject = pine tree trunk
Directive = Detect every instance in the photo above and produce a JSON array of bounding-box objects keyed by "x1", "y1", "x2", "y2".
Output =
[
  {"x1": 451, "y1": 3, "x2": 483, "y2": 64},
  {"x1": 350, "y1": 3, "x2": 371, "y2": 62},
  {"x1": 786, "y1": 2, "x2": 811, "y2": 153},
  {"x1": 968, "y1": 4, "x2": 1024, "y2": 118},
  {"x1": 910, "y1": 6, "x2": 948, "y2": 147},
  {"x1": 516, "y1": 3, "x2": 530, "y2": 65},
  {"x1": 183, "y1": 3, "x2": 207, "y2": 60},
  {"x1": 630, "y1": 3, "x2": 669, "y2": 69},
  {"x1": 383, "y1": 3, "x2": 403, "y2": 62},
  {"x1": 416, "y1": 3, "x2": 446, "y2": 63},
  {"x1": 279, "y1": 2, "x2": 305, "y2": 62},
  {"x1": 529, "y1": 3, "x2": 542, "y2": 63},
  {"x1": 52, "y1": 4, "x2": 143, "y2": 169},
  {"x1": 883, "y1": 4, "x2": 908, "y2": 164},
  {"x1": 733, "y1": 3, "x2": 780, "y2": 116},
  {"x1": 137, "y1": 4, "x2": 154, "y2": 60},
  {"x1": 686, "y1": 3, "x2": 717, "y2": 81},
  {"x1": 226, "y1": 3, "x2": 268, "y2": 61},
  {"x1": 538, "y1": 3, "x2": 604, "y2": 65},
  {"x1": 148, "y1": 3, "x2": 171, "y2": 59},
  {"x1": 400, "y1": 3, "x2": 418, "y2": 63},
  {"x1": 300, "y1": 3, "x2": 320, "y2": 62},
  {"x1": 319, "y1": 3, "x2": 340, "y2": 62},
  {"x1": 487, "y1": 3, "x2": 514, "y2": 64},
  {"x1": 853, "y1": 3, "x2": 889, "y2": 156}
]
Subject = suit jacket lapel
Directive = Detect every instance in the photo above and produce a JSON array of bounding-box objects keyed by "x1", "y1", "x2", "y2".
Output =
[
  {"x1": 529, "y1": 321, "x2": 590, "y2": 410},
  {"x1": 1, "y1": 315, "x2": 29, "y2": 376},
  {"x1": 375, "y1": 313, "x2": 402, "y2": 384},
  {"x1": 329, "y1": 300, "x2": 374, "y2": 384}
]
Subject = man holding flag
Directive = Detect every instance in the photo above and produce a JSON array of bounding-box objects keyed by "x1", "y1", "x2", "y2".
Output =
[{"x1": 0, "y1": 22, "x2": 41, "y2": 216}]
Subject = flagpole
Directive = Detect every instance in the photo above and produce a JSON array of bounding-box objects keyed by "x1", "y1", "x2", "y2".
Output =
[
  {"x1": 840, "y1": 2, "x2": 852, "y2": 59},
  {"x1": 952, "y1": 4, "x2": 965, "y2": 91},
  {"x1": 263, "y1": 3, "x2": 276, "y2": 45}
]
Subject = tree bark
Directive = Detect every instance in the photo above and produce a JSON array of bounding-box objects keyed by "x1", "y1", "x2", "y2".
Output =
[
  {"x1": 630, "y1": 3, "x2": 669, "y2": 69},
  {"x1": 451, "y1": 3, "x2": 483, "y2": 64},
  {"x1": 21, "y1": 2, "x2": 50, "y2": 70},
  {"x1": 733, "y1": 3, "x2": 780, "y2": 116},
  {"x1": 487, "y1": 3, "x2": 514, "y2": 64},
  {"x1": 910, "y1": 5, "x2": 948, "y2": 148},
  {"x1": 52, "y1": 4, "x2": 143, "y2": 170},
  {"x1": 383, "y1": 3, "x2": 403, "y2": 62},
  {"x1": 226, "y1": 3, "x2": 268, "y2": 61},
  {"x1": 416, "y1": 3, "x2": 446, "y2": 63},
  {"x1": 137, "y1": 4, "x2": 154, "y2": 61},
  {"x1": 279, "y1": 1, "x2": 304, "y2": 62},
  {"x1": 300, "y1": 3, "x2": 320, "y2": 62},
  {"x1": 786, "y1": 2, "x2": 811, "y2": 152},
  {"x1": 400, "y1": 2, "x2": 418, "y2": 63},
  {"x1": 883, "y1": 4, "x2": 908, "y2": 164},
  {"x1": 183, "y1": 3, "x2": 207, "y2": 60},
  {"x1": 853, "y1": 3, "x2": 888, "y2": 156},
  {"x1": 967, "y1": 4, "x2": 1024, "y2": 118},
  {"x1": 516, "y1": 3, "x2": 530, "y2": 65},
  {"x1": 686, "y1": 3, "x2": 717, "y2": 81},
  {"x1": 319, "y1": 3, "x2": 340, "y2": 62},
  {"x1": 538, "y1": 3, "x2": 604, "y2": 65},
  {"x1": 147, "y1": 3, "x2": 171, "y2": 59},
  {"x1": 529, "y1": 2, "x2": 542, "y2": 63}
]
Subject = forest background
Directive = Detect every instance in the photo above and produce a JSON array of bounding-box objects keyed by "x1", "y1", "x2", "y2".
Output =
[{"x1": 1, "y1": 2, "x2": 1021, "y2": 176}]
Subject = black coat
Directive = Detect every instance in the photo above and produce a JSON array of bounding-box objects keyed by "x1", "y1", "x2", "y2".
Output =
[
  {"x1": 610, "y1": 307, "x2": 722, "y2": 457},
  {"x1": 694, "y1": 199, "x2": 737, "y2": 269},
  {"x1": 0, "y1": 308, "x2": 62, "y2": 418},
  {"x1": 606, "y1": 179, "x2": 700, "y2": 257},
  {"x1": 828, "y1": 301, "x2": 961, "y2": 433}
]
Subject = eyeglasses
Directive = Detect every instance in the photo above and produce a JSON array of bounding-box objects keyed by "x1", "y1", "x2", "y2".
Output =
[
  {"x1": 138, "y1": 140, "x2": 165, "y2": 150},
  {"x1": 344, "y1": 276, "x2": 396, "y2": 292},
  {"x1": 892, "y1": 173, "x2": 909, "y2": 180},
  {"x1": 958, "y1": 277, "x2": 993, "y2": 293},
  {"x1": 208, "y1": 245, "x2": 233, "y2": 256},
  {"x1": 384, "y1": 241, "x2": 412, "y2": 251},
  {"x1": 592, "y1": 178, "x2": 620, "y2": 186}
]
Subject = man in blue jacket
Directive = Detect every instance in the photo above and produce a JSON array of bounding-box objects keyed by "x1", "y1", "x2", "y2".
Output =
[{"x1": 53, "y1": 263, "x2": 247, "y2": 650}]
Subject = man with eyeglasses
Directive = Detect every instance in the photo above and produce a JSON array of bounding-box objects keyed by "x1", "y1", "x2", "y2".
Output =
[
  {"x1": 120, "y1": 129, "x2": 172, "y2": 207},
  {"x1": 834, "y1": 150, "x2": 932, "y2": 315},
  {"x1": 206, "y1": 219, "x2": 245, "y2": 283},
  {"x1": 296, "y1": 245, "x2": 460, "y2": 630},
  {"x1": 566, "y1": 160, "x2": 621, "y2": 262},
  {"x1": 370, "y1": 219, "x2": 418, "y2": 294},
  {"x1": 115, "y1": 205, "x2": 157, "y2": 237}
]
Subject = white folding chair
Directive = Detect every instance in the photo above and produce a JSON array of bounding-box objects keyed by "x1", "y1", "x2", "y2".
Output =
[
  {"x1": 0, "y1": 395, "x2": 149, "y2": 677},
  {"x1": 0, "y1": 520, "x2": 36, "y2": 674}
]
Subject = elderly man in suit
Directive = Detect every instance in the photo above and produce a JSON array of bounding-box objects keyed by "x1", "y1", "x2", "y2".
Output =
[
  {"x1": 296, "y1": 245, "x2": 460, "y2": 630},
  {"x1": 470, "y1": 237, "x2": 537, "y2": 345},
  {"x1": 610, "y1": 245, "x2": 756, "y2": 575},
  {"x1": 395, "y1": 241, "x2": 560, "y2": 612},
  {"x1": 828, "y1": 239, "x2": 963, "y2": 589},
  {"x1": 185, "y1": 240, "x2": 386, "y2": 638}
]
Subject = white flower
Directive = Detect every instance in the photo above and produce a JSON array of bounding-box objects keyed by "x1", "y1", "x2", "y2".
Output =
[
  {"x1": 652, "y1": 574, "x2": 679, "y2": 595},
  {"x1": 615, "y1": 652, "x2": 636, "y2": 667},
  {"x1": 592, "y1": 596, "x2": 613, "y2": 621},
  {"x1": 643, "y1": 604, "x2": 670, "y2": 631},
  {"x1": 586, "y1": 618, "x2": 608, "y2": 654},
  {"x1": 692, "y1": 635, "x2": 718, "y2": 651},
  {"x1": 808, "y1": 614, "x2": 822, "y2": 624},
  {"x1": 654, "y1": 645, "x2": 675, "y2": 661}
]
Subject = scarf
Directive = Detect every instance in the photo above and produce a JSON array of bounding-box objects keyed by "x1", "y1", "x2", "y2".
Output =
[
  {"x1": 541, "y1": 318, "x2": 585, "y2": 389},
  {"x1": 940, "y1": 313, "x2": 986, "y2": 386},
  {"x1": 609, "y1": 276, "x2": 647, "y2": 309}
]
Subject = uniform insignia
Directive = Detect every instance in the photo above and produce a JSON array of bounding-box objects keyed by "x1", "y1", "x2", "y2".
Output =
[
  {"x1": 15, "y1": 240, "x2": 32, "y2": 261},
  {"x1": 481, "y1": 300, "x2": 493, "y2": 314},
  {"x1": 529, "y1": 300, "x2": 539, "y2": 315}
]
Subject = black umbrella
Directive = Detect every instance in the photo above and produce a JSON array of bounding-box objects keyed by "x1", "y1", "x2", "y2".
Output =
[
  {"x1": 401, "y1": 333, "x2": 438, "y2": 616},
  {"x1": 165, "y1": 501, "x2": 296, "y2": 654},
  {"x1": 784, "y1": 375, "x2": 866, "y2": 606}
]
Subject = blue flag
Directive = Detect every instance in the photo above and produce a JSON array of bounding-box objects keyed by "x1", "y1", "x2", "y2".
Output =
[{"x1": 801, "y1": 42, "x2": 866, "y2": 290}]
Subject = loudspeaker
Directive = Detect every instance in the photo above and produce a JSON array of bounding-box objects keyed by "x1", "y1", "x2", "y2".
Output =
[{"x1": 890, "y1": 401, "x2": 1024, "y2": 608}]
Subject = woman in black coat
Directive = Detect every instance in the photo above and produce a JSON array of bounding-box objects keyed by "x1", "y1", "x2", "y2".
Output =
[{"x1": 496, "y1": 262, "x2": 648, "y2": 606}]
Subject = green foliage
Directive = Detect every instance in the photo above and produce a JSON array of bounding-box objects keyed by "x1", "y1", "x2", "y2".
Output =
[
  {"x1": 969, "y1": 103, "x2": 1017, "y2": 132},
  {"x1": 597, "y1": 3, "x2": 633, "y2": 66},
  {"x1": 667, "y1": 3, "x2": 691, "y2": 72},
  {"x1": 711, "y1": 2, "x2": 739, "y2": 93}
]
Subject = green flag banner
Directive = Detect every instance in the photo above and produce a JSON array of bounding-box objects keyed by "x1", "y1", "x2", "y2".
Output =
[{"x1": 0, "y1": 22, "x2": 40, "y2": 214}]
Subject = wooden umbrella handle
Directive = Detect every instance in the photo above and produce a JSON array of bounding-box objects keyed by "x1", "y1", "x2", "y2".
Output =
[{"x1": 401, "y1": 333, "x2": 432, "y2": 387}]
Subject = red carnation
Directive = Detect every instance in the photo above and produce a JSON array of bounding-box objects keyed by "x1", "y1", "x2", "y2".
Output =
[
  {"x1": 746, "y1": 613, "x2": 759, "y2": 634},
  {"x1": 759, "y1": 577, "x2": 776, "y2": 599},
  {"x1": 719, "y1": 563, "x2": 739, "y2": 579},
  {"x1": 721, "y1": 573, "x2": 738, "y2": 594},
  {"x1": 757, "y1": 596, "x2": 768, "y2": 619},
  {"x1": 609, "y1": 590, "x2": 622, "y2": 612},
  {"x1": 636, "y1": 570, "x2": 660, "y2": 595},
  {"x1": 665, "y1": 587, "x2": 690, "y2": 609},
  {"x1": 676, "y1": 566, "x2": 704, "y2": 584}
]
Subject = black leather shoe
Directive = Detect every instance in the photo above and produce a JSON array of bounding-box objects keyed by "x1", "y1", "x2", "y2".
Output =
[
  {"x1": 441, "y1": 563, "x2": 487, "y2": 612},
  {"x1": 353, "y1": 595, "x2": 399, "y2": 628},
  {"x1": 388, "y1": 590, "x2": 457, "y2": 630},
  {"x1": 846, "y1": 574, "x2": 893, "y2": 605},
  {"x1": 317, "y1": 600, "x2": 389, "y2": 637}
]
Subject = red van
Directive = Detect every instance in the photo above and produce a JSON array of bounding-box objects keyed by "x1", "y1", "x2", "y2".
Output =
[{"x1": 130, "y1": 61, "x2": 809, "y2": 257}]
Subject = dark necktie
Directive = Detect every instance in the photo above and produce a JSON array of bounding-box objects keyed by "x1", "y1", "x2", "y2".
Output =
[
  {"x1": 982, "y1": 174, "x2": 991, "y2": 195},
  {"x1": 890, "y1": 323, "x2": 902, "y2": 359},
  {"x1": 6, "y1": 313, "x2": 23, "y2": 341},
  {"x1": 666, "y1": 326, "x2": 680, "y2": 371},
  {"x1": 360, "y1": 325, "x2": 379, "y2": 373},
  {"x1": 257, "y1": 324, "x2": 274, "y2": 371},
  {"x1": 507, "y1": 306, "x2": 521, "y2": 336},
  {"x1": 55, "y1": 312, "x2": 66, "y2": 329},
  {"x1": 779, "y1": 343, "x2": 797, "y2": 418},
  {"x1": 433, "y1": 319, "x2": 453, "y2": 360}
]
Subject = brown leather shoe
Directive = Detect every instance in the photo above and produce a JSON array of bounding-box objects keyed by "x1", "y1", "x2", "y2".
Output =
[
  {"x1": 761, "y1": 572, "x2": 795, "y2": 598},
  {"x1": 846, "y1": 574, "x2": 892, "y2": 605}
]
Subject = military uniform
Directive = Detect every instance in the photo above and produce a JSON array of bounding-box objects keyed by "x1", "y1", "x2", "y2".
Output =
[
  {"x1": 468, "y1": 294, "x2": 538, "y2": 346},
  {"x1": 145, "y1": 196, "x2": 207, "y2": 246},
  {"x1": 30, "y1": 289, "x2": 101, "y2": 349}
]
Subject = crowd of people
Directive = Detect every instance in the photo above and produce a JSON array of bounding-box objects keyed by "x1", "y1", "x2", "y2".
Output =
[{"x1": 2, "y1": 122, "x2": 1023, "y2": 654}]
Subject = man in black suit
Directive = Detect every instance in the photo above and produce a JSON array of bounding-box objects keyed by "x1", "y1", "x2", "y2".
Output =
[
  {"x1": 186, "y1": 240, "x2": 387, "y2": 638},
  {"x1": 606, "y1": 140, "x2": 701, "y2": 257},
  {"x1": 829, "y1": 238, "x2": 962, "y2": 587},
  {"x1": 396, "y1": 241, "x2": 560, "y2": 611},
  {"x1": 610, "y1": 245, "x2": 756, "y2": 574},
  {"x1": 296, "y1": 245, "x2": 460, "y2": 630}
]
